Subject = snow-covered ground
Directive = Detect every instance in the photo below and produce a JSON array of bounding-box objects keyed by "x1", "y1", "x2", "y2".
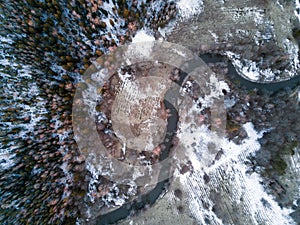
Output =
[
  {"x1": 115, "y1": 2, "x2": 300, "y2": 223},
  {"x1": 178, "y1": 122, "x2": 295, "y2": 225},
  {"x1": 0, "y1": 37, "x2": 48, "y2": 170},
  {"x1": 177, "y1": 0, "x2": 204, "y2": 19}
]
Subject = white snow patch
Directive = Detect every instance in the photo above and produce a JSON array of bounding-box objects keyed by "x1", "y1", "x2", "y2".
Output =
[
  {"x1": 0, "y1": 59, "x2": 16, "y2": 67},
  {"x1": 0, "y1": 36, "x2": 14, "y2": 44},
  {"x1": 228, "y1": 7, "x2": 265, "y2": 25},
  {"x1": 226, "y1": 35, "x2": 300, "y2": 82},
  {"x1": 284, "y1": 38, "x2": 300, "y2": 72},
  {"x1": 128, "y1": 30, "x2": 155, "y2": 59},
  {"x1": 209, "y1": 30, "x2": 219, "y2": 43},
  {"x1": 177, "y1": 0, "x2": 204, "y2": 19},
  {"x1": 254, "y1": 29, "x2": 274, "y2": 45},
  {"x1": 132, "y1": 29, "x2": 155, "y2": 43},
  {"x1": 0, "y1": 153, "x2": 16, "y2": 170},
  {"x1": 240, "y1": 171, "x2": 295, "y2": 224},
  {"x1": 158, "y1": 20, "x2": 177, "y2": 39},
  {"x1": 117, "y1": 68, "x2": 132, "y2": 82},
  {"x1": 226, "y1": 51, "x2": 277, "y2": 82},
  {"x1": 194, "y1": 74, "x2": 229, "y2": 108}
]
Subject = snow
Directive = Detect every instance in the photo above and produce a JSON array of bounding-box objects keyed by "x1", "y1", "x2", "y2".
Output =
[
  {"x1": 226, "y1": 51, "x2": 277, "y2": 82},
  {"x1": 226, "y1": 36, "x2": 299, "y2": 82},
  {"x1": 128, "y1": 29, "x2": 155, "y2": 59},
  {"x1": 284, "y1": 38, "x2": 300, "y2": 74},
  {"x1": 132, "y1": 29, "x2": 155, "y2": 43},
  {"x1": 225, "y1": 4, "x2": 299, "y2": 83},
  {"x1": 176, "y1": 0, "x2": 204, "y2": 19},
  {"x1": 0, "y1": 36, "x2": 13, "y2": 44},
  {"x1": 196, "y1": 75, "x2": 228, "y2": 108},
  {"x1": 0, "y1": 153, "x2": 16, "y2": 170},
  {"x1": 0, "y1": 59, "x2": 48, "y2": 169},
  {"x1": 178, "y1": 122, "x2": 295, "y2": 224},
  {"x1": 209, "y1": 30, "x2": 219, "y2": 43},
  {"x1": 0, "y1": 34, "x2": 74, "y2": 203},
  {"x1": 158, "y1": 20, "x2": 177, "y2": 39},
  {"x1": 157, "y1": 0, "x2": 205, "y2": 38},
  {"x1": 230, "y1": 7, "x2": 265, "y2": 25}
]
